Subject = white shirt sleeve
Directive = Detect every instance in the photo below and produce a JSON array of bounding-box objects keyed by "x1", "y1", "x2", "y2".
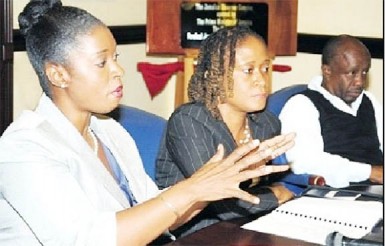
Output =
[{"x1": 279, "y1": 95, "x2": 372, "y2": 188}]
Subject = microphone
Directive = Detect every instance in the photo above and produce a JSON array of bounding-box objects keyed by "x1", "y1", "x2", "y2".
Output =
[{"x1": 325, "y1": 231, "x2": 383, "y2": 246}]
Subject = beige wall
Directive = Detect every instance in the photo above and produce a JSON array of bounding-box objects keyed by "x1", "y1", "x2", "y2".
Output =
[
  {"x1": 272, "y1": 0, "x2": 383, "y2": 104},
  {"x1": 13, "y1": 0, "x2": 383, "y2": 120},
  {"x1": 13, "y1": 0, "x2": 178, "y2": 119}
]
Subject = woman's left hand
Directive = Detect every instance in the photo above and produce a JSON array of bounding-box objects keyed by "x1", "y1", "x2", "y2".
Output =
[{"x1": 269, "y1": 183, "x2": 294, "y2": 204}]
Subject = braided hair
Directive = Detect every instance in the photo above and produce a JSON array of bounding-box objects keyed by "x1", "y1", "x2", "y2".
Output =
[
  {"x1": 188, "y1": 26, "x2": 266, "y2": 119},
  {"x1": 18, "y1": 0, "x2": 105, "y2": 98}
]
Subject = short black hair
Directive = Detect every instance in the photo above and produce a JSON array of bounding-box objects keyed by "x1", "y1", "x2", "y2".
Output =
[
  {"x1": 18, "y1": 0, "x2": 105, "y2": 97},
  {"x1": 322, "y1": 34, "x2": 371, "y2": 65}
]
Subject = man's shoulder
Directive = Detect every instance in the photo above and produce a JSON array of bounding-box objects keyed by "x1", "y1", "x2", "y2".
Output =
[
  {"x1": 279, "y1": 93, "x2": 320, "y2": 122},
  {"x1": 284, "y1": 92, "x2": 315, "y2": 109}
]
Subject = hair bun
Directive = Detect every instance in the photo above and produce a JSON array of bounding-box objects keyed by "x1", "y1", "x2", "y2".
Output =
[{"x1": 18, "y1": 0, "x2": 62, "y2": 36}]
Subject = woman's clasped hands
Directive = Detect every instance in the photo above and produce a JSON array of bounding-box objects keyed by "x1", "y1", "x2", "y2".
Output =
[{"x1": 184, "y1": 132, "x2": 296, "y2": 205}]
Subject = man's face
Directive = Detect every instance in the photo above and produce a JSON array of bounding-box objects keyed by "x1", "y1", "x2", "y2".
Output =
[{"x1": 322, "y1": 42, "x2": 371, "y2": 105}]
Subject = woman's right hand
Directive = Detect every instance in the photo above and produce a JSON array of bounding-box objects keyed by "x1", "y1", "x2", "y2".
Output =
[
  {"x1": 242, "y1": 132, "x2": 296, "y2": 171},
  {"x1": 155, "y1": 133, "x2": 295, "y2": 234},
  {"x1": 184, "y1": 133, "x2": 295, "y2": 205}
]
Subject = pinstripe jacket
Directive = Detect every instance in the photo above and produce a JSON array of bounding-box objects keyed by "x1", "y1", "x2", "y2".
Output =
[{"x1": 156, "y1": 101, "x2": 282, "y2": 237}]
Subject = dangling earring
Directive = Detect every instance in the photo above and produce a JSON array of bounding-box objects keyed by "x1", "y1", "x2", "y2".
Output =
[{"x1": 60, "y1": 84, "x2": 66, "y2": 88}]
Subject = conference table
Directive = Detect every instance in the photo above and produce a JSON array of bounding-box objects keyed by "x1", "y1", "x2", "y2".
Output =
[
  {"x1": 164, "y1": 185, "x2": 383, "y2": 245},
  {"x1": 165, "y1": 217, "x2": 318, "y2": 246}
]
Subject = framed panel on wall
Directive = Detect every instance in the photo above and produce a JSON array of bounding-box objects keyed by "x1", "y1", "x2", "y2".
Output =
[{"x1": 147, "y1": 0, "x2": 298, "y2": 57}]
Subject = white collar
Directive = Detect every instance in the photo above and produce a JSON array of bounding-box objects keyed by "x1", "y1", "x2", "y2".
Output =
[{"x1": 308, "y1": 76, "x2": 364, "y2": 116}]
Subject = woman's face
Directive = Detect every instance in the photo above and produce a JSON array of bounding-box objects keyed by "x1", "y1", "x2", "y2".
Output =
[
  {"x1": 224, "y1": 36, "x2": 270, "y2": 113},
  {"x1": 60, "y1": 25, "x2": 125, "y2": 115}
]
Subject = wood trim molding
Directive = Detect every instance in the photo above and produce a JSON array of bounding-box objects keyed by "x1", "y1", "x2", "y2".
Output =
[
  {"x1": 13, "y1": 25, "x2": 384, "y2": 59},
  {"x1": 146, "y1": 0, "x2": 298, "y2": 56},
  {"x1": 0, "y1": 0, "x2": 13, "y2": 134},
  {"x1": 298, "y1": 33, "x2": 383, "y2": 59},
  {"x1": 13, "y1": 25, "x2": 147, "y2": 51}
]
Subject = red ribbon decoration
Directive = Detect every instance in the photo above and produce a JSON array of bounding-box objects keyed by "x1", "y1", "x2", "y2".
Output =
[
  {"x1": 137, "y1": 62, "x2": 291, "y2": 99},
  {"x1": 137, "y1": 62, "x2": 184, "y2": 98}
]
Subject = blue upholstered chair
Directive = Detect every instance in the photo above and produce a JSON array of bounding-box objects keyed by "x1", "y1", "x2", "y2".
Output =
[
  {"x1": 265, "y1": 84, "x2": 308, "y2": 116},
  {"x1": 109, "y1": 96, "x2": 324, "y2": 195},
  {"x1": 266, "y1": 84, "x2": 325, "y2": 195},
  {"x1": 108, "y1": 105, "x2": 167, "y2": 180}
]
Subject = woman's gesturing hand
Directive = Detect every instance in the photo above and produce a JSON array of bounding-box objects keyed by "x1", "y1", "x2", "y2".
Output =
[
  {"x1": 242, "y1": 132, "x2": 296, "y2": 171},
  {"x1": 185, "y1": 133, "x2": 295, "y2": 205}
]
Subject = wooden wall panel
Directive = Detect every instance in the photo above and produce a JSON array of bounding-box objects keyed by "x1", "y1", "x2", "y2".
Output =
[
  {"x1": 146, "y1": 0, "x2": 298, "y2": 56},
  {"x1": 0, "y1": 0, "x2": 13, "y2": 134},
  {"x1": 146, "y1": 0, "x2": 185, "y2": 55}
]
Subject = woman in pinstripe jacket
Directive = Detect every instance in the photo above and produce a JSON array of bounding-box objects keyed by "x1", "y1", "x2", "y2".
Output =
[{"x1": 156, "y1": 26, "x2": 295, "y2": 237}]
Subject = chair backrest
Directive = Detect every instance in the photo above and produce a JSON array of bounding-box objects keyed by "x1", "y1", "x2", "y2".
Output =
[
  {"x1": 266, "y1": 84, "x2": 307, "y2": 164},
  {"x1": 266, "y1": 84, "x2": 308, "y2": 116},
  {"x1": 265, "y1": 84, "x2": 308, "y2": 195},
  {"x1": 108, "y1": 105, "x2": 167, "y2": 180}
]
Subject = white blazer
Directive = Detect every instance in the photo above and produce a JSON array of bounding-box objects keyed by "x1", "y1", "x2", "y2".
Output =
[{"x1": 0, "y1": 94, "x2": 160, "y2": 246}]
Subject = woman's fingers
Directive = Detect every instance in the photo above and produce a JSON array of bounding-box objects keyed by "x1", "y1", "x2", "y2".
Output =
[
  {"x1": 258, "y1": 132, "x2": 296, "y2": 160},
  {"x1": 262, "y1": 132, "x2": 295, "y2": 150},
  {"x1": 230, "y1": 190, "x2": 261, "y2": 204},
  {"x1": 190, "y1": 134, "x2": 293, "y2": 204},
  {"x1": 202, "y1": 135, "x2": 292, "y2": 180},
  {"x1": 192, "y1": 140, "x2": 261, "y2": 182},
  {"x1": 236, "y1": 164, "x2": 290, "y2": 183},
  {"x1": 218, "y1": 139, "x2": 261, "y2": 167},
  {"x1": 209, "y1": 144, "x2": 225, "y2": 163},
  {"x1": 209, "y1": 165, "x2": 289, "y2": 205}
]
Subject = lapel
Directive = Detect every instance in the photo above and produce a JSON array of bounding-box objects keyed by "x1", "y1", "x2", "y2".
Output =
[
  {"x1": 35, "y1": 94, "x2": 131, "y2": 208},
  {"x1": 92, "y1": 117, "x2": 159, "y2": 203}
]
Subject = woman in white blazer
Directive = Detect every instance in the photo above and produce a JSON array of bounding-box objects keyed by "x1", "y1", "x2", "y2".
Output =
[{"x1": 0, "y1": 0, "x2": 295, "y2": 245}]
